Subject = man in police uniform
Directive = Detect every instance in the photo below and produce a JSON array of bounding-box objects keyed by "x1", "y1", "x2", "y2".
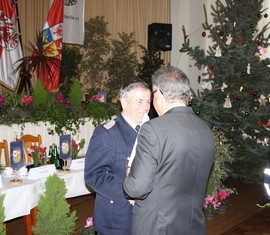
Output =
[{"x1": 84, "y1": 80, "x2": 151, "y2": 235}]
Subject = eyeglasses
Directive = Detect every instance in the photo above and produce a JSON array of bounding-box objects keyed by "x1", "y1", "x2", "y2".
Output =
[{"x1": 152, "y1": 89, "x2": 163, "y2": 96}]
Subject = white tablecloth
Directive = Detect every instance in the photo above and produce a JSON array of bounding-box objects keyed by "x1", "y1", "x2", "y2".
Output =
[{"x1": 0, "y1": 169, "x2": 90, "y2": 222}]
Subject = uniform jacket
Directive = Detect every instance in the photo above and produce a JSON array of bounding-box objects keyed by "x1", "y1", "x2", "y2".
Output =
[
  {"x1": 84, "y1": 114, "x2": 137, "y2": 235},
  {"x1": 264, "y1": 147, "x2": 270, "y2": 197},
  {"x1": 123, "y1": 106, "x2": 215, "y2": 235}
]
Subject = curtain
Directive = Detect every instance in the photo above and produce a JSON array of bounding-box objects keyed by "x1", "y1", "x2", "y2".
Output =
[
  {"x1": 17, "y1": 0, "x2": 170, "y2": 61},
  {"x1": 1, "y1": 0, "x2": 170, "y2": 92}
]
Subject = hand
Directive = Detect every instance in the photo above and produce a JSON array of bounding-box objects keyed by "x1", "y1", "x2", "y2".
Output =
[
  {"x1": 126, "y1": 166, "x2": 131, "y2": 176},
  {"x1": 128, "y1": 200, "x2": 135, "y2": 206}
]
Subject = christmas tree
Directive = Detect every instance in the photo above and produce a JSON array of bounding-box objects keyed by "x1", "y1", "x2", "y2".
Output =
[{"x1": 180, "y1": 0, "x2": 270, "y2": 183}]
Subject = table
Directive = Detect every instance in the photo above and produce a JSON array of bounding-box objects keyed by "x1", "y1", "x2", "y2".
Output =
[{"x1": 0, "y1": 169, "x2": 90, "y2": 234}]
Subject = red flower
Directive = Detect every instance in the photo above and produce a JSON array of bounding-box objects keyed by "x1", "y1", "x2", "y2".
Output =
[
  {"x1": 218, "y1": 189, "x2": 230, "y2": 200},
  {"x1": 72, "y1": 139, "x2": 78, "y2": 149},
  {"x1": 56, "y1": 93, "x2": 65, "y2": 104},
  {"x1": 21, "y1": 95, "x2": 33, "y2": 105},
  {"x1": 90, "y1": 95, "x2": 102, "y2": 102},
  {"x1": 0, "y1": 95, "x2": 4, "y2": 107}
]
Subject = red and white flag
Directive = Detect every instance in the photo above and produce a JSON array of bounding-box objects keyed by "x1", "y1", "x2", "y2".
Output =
[
  {"x1": 0, "y1": 0, "x2": 23, "y2": 91},
  {"x1": 40, "y1": 0, "x2": 63, "y2": 92}
]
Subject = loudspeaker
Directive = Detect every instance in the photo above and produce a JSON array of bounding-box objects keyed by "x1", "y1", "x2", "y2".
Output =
[{"x1": 148, "y1": 23, "x2": 172, "y2": 51}]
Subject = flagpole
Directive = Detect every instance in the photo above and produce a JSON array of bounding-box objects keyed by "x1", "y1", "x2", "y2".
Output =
[
  {"x1": 12, "y1": 0, "x2": 32, "y2": 94},
  {"x1": 12, "y1": 0, "x2": 23, "y2": 51}
]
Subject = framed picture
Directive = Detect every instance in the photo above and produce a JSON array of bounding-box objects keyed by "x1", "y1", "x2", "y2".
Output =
[
  {"x1": 59, "y1": 134, "x2": 72, "y2": 160},
  {"x1": 97, "y1": 91, "x2": 107, "y2": 103},
  {"x1": 10, "y1": 140, "x2": 25, "y2": 170}
]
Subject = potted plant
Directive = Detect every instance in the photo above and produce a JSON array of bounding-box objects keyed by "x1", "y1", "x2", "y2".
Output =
[
  {"x1": 106, "y1": 32, "x2": 140, "y2": 99},
  {"x1": 32, "y1": 174, "x2": 77, "y2": 235},
  {"x1": 80, "y1": 216, "x2": 95, "y2": 235},
  {"x1": 204, "y1": 127, "x2": 237, "y2": 217},
  {"x1": 26, "y1": 144, "x2": 47, "y2": 167},
  {"x1": 203, "y1": 195, "x2": 220, "y2": 220},
  {"x1": 80, "y1": 16, "x2": 111, "y2": 90}
]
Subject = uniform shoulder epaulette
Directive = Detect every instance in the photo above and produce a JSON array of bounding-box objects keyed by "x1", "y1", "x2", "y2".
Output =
[{"x1": 103, "y1": 119, "x2": 116, "y2": 129}]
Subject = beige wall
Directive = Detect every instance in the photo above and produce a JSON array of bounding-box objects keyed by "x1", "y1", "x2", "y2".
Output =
[{"x1": 18, "y1": 0, "x2": 170, "y2": 62}]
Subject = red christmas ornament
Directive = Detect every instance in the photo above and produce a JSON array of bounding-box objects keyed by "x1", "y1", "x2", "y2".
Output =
[
  {"x1": 232, "y1": 117, "x2": 237, "y2": 123},
  {"x1": 236, "y1": 95, "x2": 241, "y2": 100},
  {"x1": 202, "y1": 32, "x2": 206, "y2": 37},
  {"x1": 252, "y1": 91, "x2": 257, "y2": 96},
  {"x1": 258, "y1": 119, "x2": 263, "y2": 127},
  {"x1": 209, "y1": 64, "x2": 215, "y2": 70},
  {"x1": 238, "y1": 36, "x2": 245, "y2": 44},
  {"x1": 257, "y1": 13, "x2": 261, "y2": 18},
  {"x1": 266, "y1": 119, "x2": 270, "y2": 127},
  {"x1": 264, "y1": 13, "x2": 268, "y2": 18},
  {"x1": 219, "y1": 31, "x2": 224, "y2": 36}
]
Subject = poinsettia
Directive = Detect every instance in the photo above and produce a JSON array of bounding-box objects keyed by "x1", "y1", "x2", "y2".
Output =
[
  {"x1": 80, "y1": 216, "x2": 95, "y2": 235},
  {"x1": 217, "y1": 188, "x2": 232, "y2": 207},
  {"x1": 203, "y1": 195, "x2": 221, "y2": 213}
]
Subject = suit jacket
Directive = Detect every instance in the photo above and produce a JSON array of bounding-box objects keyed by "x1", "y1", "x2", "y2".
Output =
[
  {"x1": 84, "y1": 114, "x2": 137, "y2": 235},
  {"x1": 123, "y1": 106, "x2": 215, "y2": 235}
]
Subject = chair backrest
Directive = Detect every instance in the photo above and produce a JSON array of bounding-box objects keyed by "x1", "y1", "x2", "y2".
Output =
[
  {"x1": 0, "y1": 140, "x2": 10, "y2": 167},
  {"x1": 19, "y1": 134, "x2": 42, "y2": 163}
]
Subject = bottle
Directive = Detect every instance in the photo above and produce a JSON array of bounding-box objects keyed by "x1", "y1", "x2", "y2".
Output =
[
  {"x1": 50, "y1": 144, "x2": 56, "y2": 165},
  {"x1": 53, "y1": 145, "x2": 63, "y2": 170},
  {"x1": 47, "y1": 145, "x2": 53, "y2": 164}
]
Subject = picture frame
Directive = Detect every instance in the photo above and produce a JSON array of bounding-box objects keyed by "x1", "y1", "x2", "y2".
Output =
[
  {"x1": 10, "y1": 140, "x2": 25, "y2": 170},
  {"x1": 59, "y1": 134, "x2": 72, "y2": 160}
]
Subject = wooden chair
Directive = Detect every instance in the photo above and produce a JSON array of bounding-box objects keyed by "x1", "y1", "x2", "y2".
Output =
[
  {"x1": 0, "y1": 140, "x2": 10, "y2": 166},
  {"x1": 19, "y1": 134, "x2": 42, "y2": 163}
]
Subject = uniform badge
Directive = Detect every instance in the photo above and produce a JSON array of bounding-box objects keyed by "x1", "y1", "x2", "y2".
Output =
[{"x1": 103, "y1": 120, "x2": 116, "y2": 129}]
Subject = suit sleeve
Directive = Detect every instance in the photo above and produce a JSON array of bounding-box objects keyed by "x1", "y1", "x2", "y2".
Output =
[
  {"x1": 123, "y1": 122, "x2": 159, "y2": 199},
  {"x1": 84, "y1": 126, "x2": 128, "y2": 206}
]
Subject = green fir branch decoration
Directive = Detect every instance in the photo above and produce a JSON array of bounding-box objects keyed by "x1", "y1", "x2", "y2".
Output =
[{"x1": 32, "y1": 174, "x2": 77, "y2": 235}]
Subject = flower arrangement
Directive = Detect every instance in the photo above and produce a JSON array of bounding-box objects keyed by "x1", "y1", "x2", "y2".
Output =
[
  {"x1": 80, "y1": 216, "x2": 95, "y2": 235},
  {"x1": 72, "y1": 139, "x2": 85, "y2": 159},
  {"x1": 0, "y1": 80, "x2": 119, "y2": 135},
  {"x1": 217, "y1": 188, "x2": 237, "y2": 207},
  {"x1": 203, "y1": 195, "x2": 221, "y2": 214},
  {"x1": 27, "y1": 144, "x2": 47, "y2": 167},
  {"x1": 218, "y1": 189, "x2": 230, "y2": 206}
]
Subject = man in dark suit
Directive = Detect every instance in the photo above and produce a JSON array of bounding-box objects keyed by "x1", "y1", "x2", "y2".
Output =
[
  {"x1": 123, "y1": 66, "x2": 215, "y2": 235},
  {"x1": 84, "y1": 80, "x2": 151, "y2": 235}
]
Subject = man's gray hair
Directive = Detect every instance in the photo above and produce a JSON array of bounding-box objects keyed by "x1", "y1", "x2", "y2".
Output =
[
  {"x1": 152, "y1": 66, "x2": 191, "y2": 103},
  {"x1": 119, "y1": 79, "x2": 150, "y2": 99}
]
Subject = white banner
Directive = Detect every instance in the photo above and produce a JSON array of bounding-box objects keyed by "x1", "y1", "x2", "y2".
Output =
[{"x1": 62, "y1": 0, "x2": 85, "y2": 45}]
